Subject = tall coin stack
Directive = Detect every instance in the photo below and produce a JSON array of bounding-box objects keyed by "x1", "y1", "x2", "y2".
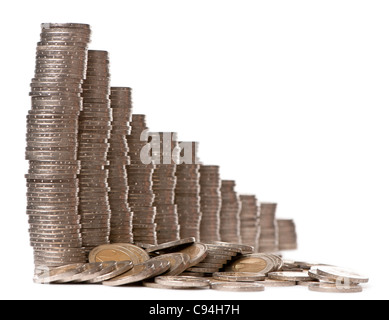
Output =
[
  {"x1": 199, "y1": 165, "x2": 222, "y2": 242},
  {"x1": 239, "y1": 195, "x2": 260, "y2": 251},
  {"x1": 26, "y1": 23, "x2": 91, "y2": 270},
  {"x1": 127, "y1": 114, "x2": 157, "y2": 245},
  {"x1": 108, "y1": 87, "x2": 134, "y2": 243},
  {"x1": 257, "y1": 202, "x2": 279, "y2": 252},
  {"x1": 175, "y1": 142, "x2": 202, "y2": 240},
  {"x1": 219, "y1": 180, "x2": 242, "y2": 243},
  {"x1": 277, "y1": 219, "x2": 298, "y2": 251},
  {"x1": 78, "y1": 50, "x2": 112, "y2": 251},
  {"x1": 150, "y1": 132, "x2": 180, "y2": 243}
]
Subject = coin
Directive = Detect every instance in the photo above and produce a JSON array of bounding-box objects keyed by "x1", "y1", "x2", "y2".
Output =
[
  {"x1": 212, "y1": 272, "x2": 266, "y2": 282},
  {"x1": 261, "y1": 279, "x2": 297, "y2": 287},
  {"x1": 148, "y1": 253, "x2": 191, "y2": 276},
  {"x1": 315, "y1": 266, "x2": 369, "y2": 284},
  {"x1": 225, "y1": 254, "x2": 277, "y2": 275},
  {"x1": 239, "y1": 195, "x2": 260, "y2": 251},
  {"x1": 175, "y1": 243, "x2": 208, "y2": 267},
  {"x1": 268, "y1": 271, "x2": 313, "y2": 282},
  {"x1": 103, "y1": 260, "x2": 169, "y2": 286},
  {"x1": 211, "y1": 282, "x2": 265, "y2": 292},
  {"x1": 87, "y1": 260, "x2": 134, "y2": 283},
  {"x1": 89, "y1": 244, "x2": 149, "y2": 264},
  {"x1": 308, "y1": 283, "x2": 363, "y2": 293},
  {"x1": 154, "y1": 276, "x2": 210, "y2": 289}
]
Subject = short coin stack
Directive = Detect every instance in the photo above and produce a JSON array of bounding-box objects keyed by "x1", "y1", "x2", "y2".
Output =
[
  {"x1": 239, "y1": 195, "x2": 260, "y2": 251},
  {"x1": 150, "y1": 132, "x2": 180, "y2": 243},
  {"x1": 108, "y1": 87, "x2": 134, "y2": 243},
  {"x1": 26, "y1": 23, "x2": 91, "y2": 270},
  {"x1": 127, "y1": 114, "x2": 157, "y2": 245},
  {"x1": 199, "y1": 165, "x2": 222, "y2": 242},
  {"x1": 257, "y1": 203, "x2": 279, "y2": 252},
  {"x1": 277, "y1": 219, "x2": 298, "y2": 251},
  {"x1": 219, "y1": 180, "x2": 242, "y2": 244},
  {"x1": 78, "y1": 50, "x2": 112, "y2": 251},
  {"x1": 175, "y1": 142, "x2": 202, "y2": 240}
]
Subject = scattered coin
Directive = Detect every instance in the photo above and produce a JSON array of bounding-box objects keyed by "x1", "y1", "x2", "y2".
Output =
[
  {"x1": 88, "y1": 243, "x2": 149, "y2": 264},
  {"x1": 211, "y1": 282, "x2": 265, "y2": 292},
  {"x1": 212, "y1": 272, "x2": 266, "y2": 282},
  {"x1": 315, "y1": 266, "x2": 369, "y2": 284},
  {"x1": 268, "y1": 271, "x2": 312, "y2": 282},
  {"x1": 103, "y1": 260, "x2": 169, "y2": 286},
  {"x1": 154, "y1": 276, "x2": 210, "y2": 289},
  {"x1": 87, "y1": 260, "x2": 134, "y2": 283},
  {"x1": 308, "y1": 282, "x2": 363, "y2": 293}
]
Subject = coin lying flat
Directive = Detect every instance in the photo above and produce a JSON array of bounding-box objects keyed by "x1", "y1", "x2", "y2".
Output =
[
  {"x1": 103, "y1": 260, "x2": 169, "y2": 286},
  {"x1": 268, "y1": 271, "x2": 312, "y2": 282},
  {"x1": 33, "y1": 263, "x2": 85, "y2": 284},
  {"x1": 308, "y1": 283, "x2": 363, "y2": 293},
  {"x1": 211, "y1": 282, "x2": 265, "y2": 292},
  {"x1": 315, "y1": 266, "x2": 369, "y2": 284},
  {"x1": 154, "y1": 276, "x2": 210, "y2": 289},
  {"x1": 212, "y1": 272, "x2": 266, "y2": 282},
  {"x1": 261, "y1": 279, "x2": 297, "y2": 287}
]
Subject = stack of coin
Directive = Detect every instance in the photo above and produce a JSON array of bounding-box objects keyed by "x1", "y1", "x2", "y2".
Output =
[
  {"x1": 150, "y1": 132, "x2": 180, "y2": 243},
  {"x1": 257, "y1": 203, "x2": 279, "y2": 252},
  {"x1": 277, "y1": 219, "x2": 297, "y2": 251},
  {"x1": 219, "y1": 180, "x2": 242, "y2": 243},
  {"x1": 26, "y1": 23, "x2": 91, "y2": 269},
  {"x1": 239, "y1": 195, "x2": 260, "y2": 251},
  {"x1": 127, "y1": 114, "x2": 157, "y2": 245},
  {"x1": 175, "y1": 142, "x2": 202, "y2": 240},
  {"x1": 199, "y1": 165, "x2": 222, "y2": 242},
  {"x1": 78, "y1": 50, "x2": 112, "y2": 251},
  {"x1": 108, "y1": 87, "x2": 134, "y2": 243}
]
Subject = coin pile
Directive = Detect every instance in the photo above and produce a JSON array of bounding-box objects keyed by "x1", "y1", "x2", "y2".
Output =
[
  {"x1": 127, "y1": 114, "x2": 157, "y2": 245},
  {"x1": 150, "y1": 132, "x2": 180, "y2": 243},
  {"x1": 26, "y1": 23, "x2": 92, "y2": 269},
  {"x1": 239, "y1": 195, "x2": 260, "y2": 251},
  {"x1": 277, "y1": 219, "x2": 298, "y2": 251},
  {"x1": 199, "y1": 165, "x2": 222, "y2": 242},
  {"x1": 78, "y1": 50, "x2": 112, "y2": 251},
  {"x1": 35, "y1": 241, "x2": 369, "y2": 293},
  {"x1": 108, "y1": 87, "x2": 134, "y2": 243},
  {"x1": 257, "y1": 203, "x2": 279, "y2": 252},
  {"x1": 175, "y1": 142, "x2": 202, "y2": 240},
  {"x1": 219, "y1": 180, "x2": 242, "y2": 243}
]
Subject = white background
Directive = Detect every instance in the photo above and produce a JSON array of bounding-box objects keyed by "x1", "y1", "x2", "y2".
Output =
[{"x1": 0, "y1": 0, "x2": 388, "y2": 300}]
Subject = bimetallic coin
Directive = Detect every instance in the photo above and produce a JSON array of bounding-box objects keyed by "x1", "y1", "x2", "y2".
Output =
[
  {"x1": 87, "y1": 261, "x2": 134, "y2": 284},
  {"x1": 146, "y1": 238, "x2": 195, "y2": 253}
]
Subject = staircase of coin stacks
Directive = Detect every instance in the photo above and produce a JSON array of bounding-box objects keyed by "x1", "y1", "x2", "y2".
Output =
[{"x1": 25, "y1": 23, "x2": 298, "y2": 272}]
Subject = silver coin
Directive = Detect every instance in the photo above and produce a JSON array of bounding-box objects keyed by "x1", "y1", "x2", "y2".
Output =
[
  {"x1": 211, "y1": 282, "x2": 265, "y2": 292},
  {"x1": 308, "y1": 282, "x2": 363, "y2": 293}
]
